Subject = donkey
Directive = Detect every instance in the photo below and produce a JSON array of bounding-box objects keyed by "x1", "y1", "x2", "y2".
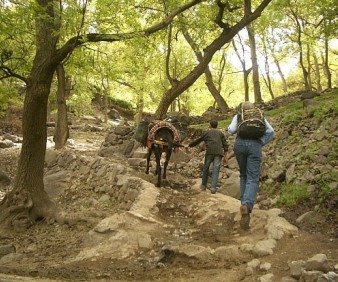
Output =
[{"x1": 145, "y1": 120, "x2": 182, "y2": 187}]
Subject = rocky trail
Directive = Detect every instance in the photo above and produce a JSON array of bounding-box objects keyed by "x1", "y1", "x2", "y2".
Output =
[{"x1": 0, "y1": 117, "x2": 337, "y2": 282}]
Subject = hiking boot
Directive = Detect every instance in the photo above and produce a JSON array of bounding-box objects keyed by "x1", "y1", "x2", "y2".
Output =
[
  {"x1": 200, "y1": 185, "x2": 206, "y2": 191},
  {"x1": 240, "y1": 205, "x2": 250, "y2": 230},
  {"x1": 240, "y1": 204, "x2": 249, "y2": 215},
  {"x1": 210, "y1": 188, "x2": 217, "y2": 194}
]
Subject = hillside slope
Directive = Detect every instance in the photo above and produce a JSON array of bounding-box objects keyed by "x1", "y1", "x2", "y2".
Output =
[{"x1": 260, "y1": 90, "x2": 337, "y2": 236}]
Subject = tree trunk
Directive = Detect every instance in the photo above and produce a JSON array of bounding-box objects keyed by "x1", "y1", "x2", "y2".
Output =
[
  {"x1": 306, "y1": 44, "x2": 312, "y2": 89},
  {"x1": 244, "y1": 68, "x2": 252, "y2": 101},
  {"x1": 204, "y1": 71, "x2": 229, "y2": 113},
  {"x1": 290, "y1": 8, "x2": 310, "y2": 91},
  {"x1": 247, "y1": 24, "x2": 262, "y2": 103},
  {"x1": 262, "y1": 39, "x2": 274, "y2": 99},
  {"x1": 313, "y1": 53, "x2": 322, "y2": 92},
  {"x1": 273, "y1": 56, "x2": 288, "y2": 94},
  {"x1": 299, "y1": 43, "x2": 310, "y2": 90},
  {"x1": 54, "y1": 64, "x2": 70, "y2": 150},
  {"x1": 104, "y1": 95, "x2": 108, "y2": 123},
  {"x1": 134, "y1": 95, "x2": 144, "y2": 125},
  {"x1": 182, "y1": 28, "x2": 229, "y2": 113},
  {"x1": 0, "y1": 66, "x2": 57, "y2": 231},
  {"x1": 323, "y1": 38, "x2": 332, "y2": 89}
]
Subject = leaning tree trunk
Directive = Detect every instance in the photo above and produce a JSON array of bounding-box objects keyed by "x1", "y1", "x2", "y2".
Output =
[
  {"x1": 182, "y1": 28, "x2": 229, "y2": 113},
  {"x1": 204, "y1": 72, "x2": 229, "y2": 113},
  {"x1": 273, "y1": 56, "x2": 288, "y2": 94},
  {"x1": 54, "y1": 64, "x2": 70, "y2": 149},
  {"x1": 154, "y1": 0, "x2": 273, "y2": 118}
]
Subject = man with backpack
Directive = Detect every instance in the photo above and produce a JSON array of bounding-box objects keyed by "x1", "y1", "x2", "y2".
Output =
[{"x1": 227, "y1": 101, "x2": 274, "y2": 230}]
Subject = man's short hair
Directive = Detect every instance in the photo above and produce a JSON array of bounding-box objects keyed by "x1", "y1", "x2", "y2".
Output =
[{"x1": 210, "y1": 120, "x2": 218, "y2": 128}]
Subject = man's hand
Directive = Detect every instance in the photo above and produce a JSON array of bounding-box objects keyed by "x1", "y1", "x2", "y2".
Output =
[{"x1": 222, "y1": 153, "x2": 227, "y2": 166}]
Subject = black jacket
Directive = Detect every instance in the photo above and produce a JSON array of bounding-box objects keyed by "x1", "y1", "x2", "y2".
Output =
[{"x1": 189, "y1": 128, "x2": 228, "y2": 156}]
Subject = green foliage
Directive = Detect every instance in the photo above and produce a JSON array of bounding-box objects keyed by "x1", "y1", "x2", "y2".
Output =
[
  {"x1": 0, "y1": 90, "x2": 8, "y2": 116},
  {"x1": 260, "y1": 183, "x2": 277, "y2": 197},
  {"x1": 312, "y1": 90, "x2": 338, "y2": 119},
  {"x1": 267, "y1": 91, "x2": 338, "y2": 127},
  {"x1": 67, "y1": 93, "x2": 93, "y2": 116},
  {"x1": 268, "y1": 102, "x2": 304, "y2": 125},
  {"x1": 0, "y1": 82, "x2": 24, "y2": 116},
  {"x1": 278, "y1": 183, "x2": 311, "y2": 208},
  {"x1": 109, "y1": 96, "x2": 133, "y2": 110}
]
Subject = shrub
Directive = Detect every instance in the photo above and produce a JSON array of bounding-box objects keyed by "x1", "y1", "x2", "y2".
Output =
[
  {"x1": 278, "y1": 183, "x2": 310, "y2": 208},
  {"x1": 109, "y1": 97, "x2": 133, "y2": 110},
  {"x1": 67, "y1": 93, "x2": 93, "y2": 116}
]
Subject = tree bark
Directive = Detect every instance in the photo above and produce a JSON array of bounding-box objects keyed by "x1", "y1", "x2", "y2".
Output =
[
  {"x1": 0, "y1": 58, "x2": 57, "y2": 231},
  {"x1": 54, "y1": 64, "x2": 70, "y2": 149},
  {"x1": 313, "y1": 53, "x2": 322, "y2": 92},
  {"x1": 247, "y1": 23, "x2": 263, "y2": 103},
  {"x1": 306, "y1": 44, "x2": 312, "y2": 89},
  {"x1": 323, "y1": 37, "x2": 332, "y2": 89}
]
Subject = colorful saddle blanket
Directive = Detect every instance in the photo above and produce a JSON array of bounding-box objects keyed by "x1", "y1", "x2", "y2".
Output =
[{"x1": 146, "y1": 121, "x2": 180, "y2": 150}]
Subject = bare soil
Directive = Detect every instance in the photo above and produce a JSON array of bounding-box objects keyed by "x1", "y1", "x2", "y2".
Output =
[{"x1": 0, "y1": 129, "x2": 337, "y2": 282}]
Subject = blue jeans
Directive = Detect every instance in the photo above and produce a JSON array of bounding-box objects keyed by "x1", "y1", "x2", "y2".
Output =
[
  {"x1": 202, "y1": 154, "x2": 222, "y2": 190},
  {"x1": 234, "y1": 138, "x2": 262, "y2": 212}
]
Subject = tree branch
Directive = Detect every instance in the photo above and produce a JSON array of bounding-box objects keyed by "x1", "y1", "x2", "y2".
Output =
[
  {"x1": 0, "y1": 66, "x2": 27, "y2": 83},
  {"x1": 215, "y1": 0, "x2": 241, "y2": 29},
  {"x1": 56, "y1": 0, "x2": 205, "y2": 63}
]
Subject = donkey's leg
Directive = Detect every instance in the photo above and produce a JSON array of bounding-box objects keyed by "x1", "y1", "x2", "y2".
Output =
[
  {"x1": 145, "y1": 148, "x2": 152, "y2": 174},
  {"x1": 155, "y1": 150, "x2": 162, "y2": 187},
  {"x1": 163, "y1": 148, "x2": 172, "y2": 180}
]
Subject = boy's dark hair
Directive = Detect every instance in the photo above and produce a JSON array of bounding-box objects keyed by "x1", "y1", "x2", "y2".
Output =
[{"x1": 210, "y1": 120, "x2": 218, "y2": 128}]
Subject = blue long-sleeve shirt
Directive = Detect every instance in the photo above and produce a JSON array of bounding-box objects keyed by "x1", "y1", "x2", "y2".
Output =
[{"x1": 228, "y1": 114, "x2": 274, "y2": 146}]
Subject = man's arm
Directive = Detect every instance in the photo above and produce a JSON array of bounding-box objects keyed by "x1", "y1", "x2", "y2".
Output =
[
  {"x1": 228, "y1": 115, "x2": 238, "y2": 135},
  {"x1": 188, "y1": 132, "x2": 206, "y2": 147},
  {"x1": 261, "y1": 119, "x2": 274, "y2": 146}
]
